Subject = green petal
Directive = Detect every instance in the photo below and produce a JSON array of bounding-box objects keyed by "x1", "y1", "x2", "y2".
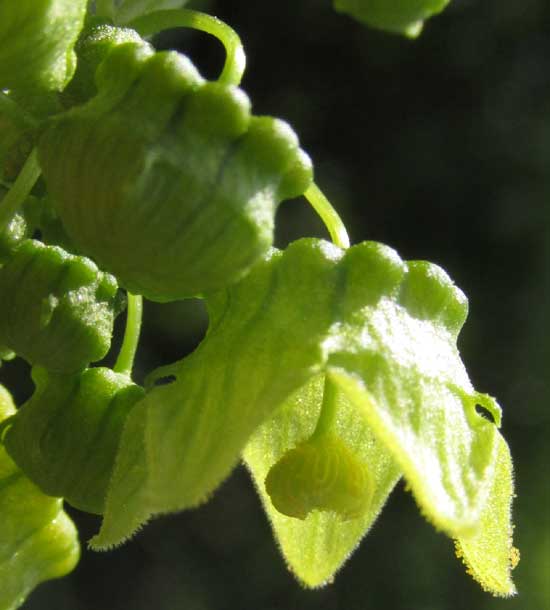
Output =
[
  {"x1": 454, "y1": 432, "x2": 518, "y2": 597},
  {"x1": 0, "y1": 384, "x2": 80, "y2": 610},
  {"x1": 243, "y1": 376, "x2": 401, "y2": 587},
  {"x1": 93, "y1": 239, "x2": 502, "y2": 551},
  {"x1": 333, "y1": 0, "x2": 450, "y2": 37}
]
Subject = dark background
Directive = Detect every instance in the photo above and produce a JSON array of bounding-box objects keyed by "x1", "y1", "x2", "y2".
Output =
[{"x1": 7, "y1": 0, "x2": 549, "y2": 608}]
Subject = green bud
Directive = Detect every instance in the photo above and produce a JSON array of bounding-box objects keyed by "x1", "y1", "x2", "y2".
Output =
[
  {"x1": 39, "y1": 41, "x2": 313, "y2": 301},
  {"x1": 0, "y1": 239, "x2": 119, "y2": 373},
  {"x1": 4, "y1": 367, "x2": 144, "y2": 515},
  {"x1": 334, "y1": 0, "x2": 450, "y2": 37},
  {"x1": 265, "y1": 434, "x2": 374, "y2": 520},
  {"x1": 0, "y1": 0, "x2": 87, "y2": 92}
]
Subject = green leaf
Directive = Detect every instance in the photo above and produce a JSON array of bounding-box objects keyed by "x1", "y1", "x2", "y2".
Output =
[
  {"x1": 93, "y1": 239, "x2": 501, "y2": 559},
  {"x1": 243, "y1": 375, "x2": 401, "y2": 587},
  {"x1": 0, "y1": 384, "x2": 80, "y2": 610},
  {"x1": 454, "y1": 432, "x2": 518, "y2": 597},
  {"x1": 0, "y1": 0, "x2": 87, "y2": 92},
  {"x1": 334, "y1": 0, "x2": 451, "y2": 37},
  {"x1": 114, "y1": 0, "x2": 189, "y2": 25},
  {"x1": 39, "y1": 44, "x2": 312, "y2": 301}
]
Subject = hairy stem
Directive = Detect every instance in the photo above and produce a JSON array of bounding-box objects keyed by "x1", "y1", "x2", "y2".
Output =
[
  {"x1": 304, "y1": 183, "x2": 350, "y2": 249},
  {"x1": 114, "y1": 292, "x2": 143, "y2": 377},
  {"x1": 0, "y1": 149, "x2": 41, "y2": 232},
  {"x1": 128, "y1": 9, "x2": 246, "y2": 86}
]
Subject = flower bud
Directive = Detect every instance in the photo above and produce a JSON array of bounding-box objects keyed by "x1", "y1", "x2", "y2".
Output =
[{"x1": 39, "y1": 42, "x2": 313, "y2": 301}]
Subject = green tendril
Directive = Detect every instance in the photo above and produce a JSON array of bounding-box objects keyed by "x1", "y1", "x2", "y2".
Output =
[
  {"x1": 0, "y1": 92, "x2": 39, "y2": 129},
  {"x1": 0, "y1": 148, "x2": 41, "y2": 232},
  {"x1": 304, "y1": 183, "x2": 350, "y2": 249},
  {"x1": 114, "y1": 292, "x2": 143, "y2": 377},
  {"x1": 128, "y1": 9, "x2": 246, "y2": 86},
  {"x1": 311, "y1": 376, "x2": 339, "y2": 440}
]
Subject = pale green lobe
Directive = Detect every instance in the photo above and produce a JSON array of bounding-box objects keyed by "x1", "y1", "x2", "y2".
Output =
[
  {"x1": 244, "y1": 376, "x2": 401, "y2": 587},
  {"x1": 0, "y1": 0, "x2": 87, "y2": 92},
  {"x1": 0, "y1": 384, "x2": 80, "y2": 610},
  {"x1": 455, "y1": 433, "x2": 518, "y2": 597},
  {"x1": 93, "y1": 239, "x2": 500, "y2": 561},
  {"x1": 334, "y1": 0, "x2": 450, "y2": 37}
]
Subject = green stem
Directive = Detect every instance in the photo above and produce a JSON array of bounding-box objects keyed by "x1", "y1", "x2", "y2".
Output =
[
  {"x1": 128, "y1": 9, "x2": 246, "y2": 86},
  {"x1": 0, "y1": 149, "x2": 41, "y2": 232},
  {"x1": 0, "y1": 92, "x2": 39, "y2": 130},
  {"x1": 114, "y1": 292, "x2": 143, "y2": 377},
  {"x1": 304, "y1": 183, "x2": 350, "y2": 249},
  {"x1": 311, "y1": 376, "x2": 339, "y2": 440}
]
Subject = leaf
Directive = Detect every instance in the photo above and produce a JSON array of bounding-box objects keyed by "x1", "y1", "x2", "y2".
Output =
[
  {"x1": 243, "y1": 375, "x2": 401, "y2": 587},
  {"x1": 0, "y1": 384, "x2": 80, "y2": 610},
  {"x1": 454, "y1": 432, "x2": 518, "y2": 597},
  {"x1": 114, "y1": 0, "x2": 190, "y2": 25},
  {"x1": 0, "y1": 0, "x2": 87, "y2": 92},
  {"x1": 333, "y1": 0, "x2": 451, "y2": 37},
  {"x1": 94, "y1": 239, "x2": 500, "y2": 552}
]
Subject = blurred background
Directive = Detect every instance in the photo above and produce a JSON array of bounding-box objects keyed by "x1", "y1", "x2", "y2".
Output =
[{"x1": 4, "y1": 0, "x2": 548, "y2": 608}]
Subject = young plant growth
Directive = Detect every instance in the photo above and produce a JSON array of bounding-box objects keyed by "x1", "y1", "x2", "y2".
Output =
[{"x1": 0, "y1": 1, "x2": 518, "y2": 607}]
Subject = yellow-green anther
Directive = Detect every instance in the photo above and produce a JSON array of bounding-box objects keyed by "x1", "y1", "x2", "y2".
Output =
[
  {"x1": 334, "y1": 0, "x2": 451, "y2": 37},
  {"x1": 4, "y1": 367, "x2": 144, "y2": 515},
  {"x1": 0, "y1": 384, "x2": 80, "y2": 610},
  {"x1": 39, "y1": 47, "x2": 313, "y2": 301},
  {"x1": 0, "y1": 240, "x2": 119, "y2": 373},
  {"x1": 0, "y1": 0, "x2": 87, "y2": 92}
]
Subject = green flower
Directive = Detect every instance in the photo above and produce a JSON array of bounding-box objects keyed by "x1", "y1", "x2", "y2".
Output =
[
  {"x1": 90, "y1": 238, "x2": 517, "y2": 595},
  {"x1": 39, "y1": 32, "x2": 312, "y2": 301}
]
